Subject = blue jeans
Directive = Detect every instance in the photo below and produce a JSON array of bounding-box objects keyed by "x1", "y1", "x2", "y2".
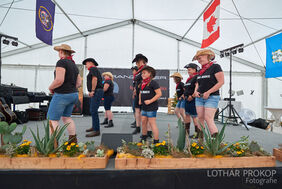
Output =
[
  {"x1": 141, "y1": 111, "x2": 157, "y2": 118},
  {"x1": 47, "y1": 92, "x2": 78, "y2": 120},
  {"x1": 195, "y1": 95, "x2": 220, "y2": 109},
  {"x1": 176, "y1": 99, "x2": 185, "y2": 109},
  {"x1": 90, "y1": 88, "x2": 103, "y2": 132}
]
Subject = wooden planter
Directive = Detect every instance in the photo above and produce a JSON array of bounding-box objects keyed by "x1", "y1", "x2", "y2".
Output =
[
  {"x1": 0, "y1": 155, "x2": 109, "y2": 169},
  {"x1": 273, "y1": 148, "x2": 282, "y2": 162},
  {"x1": 115, "y1": 156, "x2": 276, "y2": 169}
]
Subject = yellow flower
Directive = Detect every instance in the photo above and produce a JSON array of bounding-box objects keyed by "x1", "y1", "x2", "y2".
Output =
[
  {"x1": 237, "y1": 147, "x2": 240, "y2": 149},
  {"x1": 237, "y1": 151, "x2": 242, "y2": 155},
  {"x1": 137, "y1": 143, "x2": 143, "y2": 146},
  {"x1": 76, "y1": 145, "x2": 79, "y2": 147},
  {"x1": 162, "y1": 141, "x2": 166, "y2": 145},
  {"x1": 71, "y1": 142, "x2": 76, "y2": 146},
  {"x1": 200, "y1": 146, "x2": 204, "y2": 149},
  {"x1": 66, "y1": 146, "x2": 71, "y2": 151},
  {"x1": 64, "y1": 142, "x2": 68, "y2": 146},
  {"x1": 241, "y1": 150, "x2": 244, "y2": 153},
  {"x1": 227, "y1": 148, "x2": 230, "y2": 151},
  {"x1": 155, "y1": 143, "x2": 161, "y2": 147},
  {"x1": 224, "y1": 143, "x2": 227, "y2": 146},
  {"x1": 192, "y1": 143, "x2": 197, "y2": 147},
  {"x1": 196, "y1": 146, "x2": 199, "y2": 149},
  {"x1": 235, "y1": 143, "x2": 239, "y2": 146},
  {"x1": 23, "y1": 140, "x2": 27, "y2": 142}
]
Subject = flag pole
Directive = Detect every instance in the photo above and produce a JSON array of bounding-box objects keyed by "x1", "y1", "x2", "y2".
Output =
[{"x1": 181, "y1": 0, "x2": 214, "y2": 40}]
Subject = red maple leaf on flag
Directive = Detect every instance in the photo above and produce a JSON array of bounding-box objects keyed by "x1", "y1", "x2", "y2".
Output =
[{"x1": 207, "y1": 16, "x2": 217, "y2": 33}]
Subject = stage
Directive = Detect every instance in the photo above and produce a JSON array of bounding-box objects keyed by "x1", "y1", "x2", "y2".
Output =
[{"x1": 1, "y1": 113, "x2": 281, "y2": 189}]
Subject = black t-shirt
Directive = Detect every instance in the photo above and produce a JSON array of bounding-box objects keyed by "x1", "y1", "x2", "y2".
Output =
[
  {"x1": 87, "y1": 67, "x2": 103, "y2": 92},
  {"x1": 197, "y1": 64, "x2": 222, "y2": 95},
  {"x1": 134, "y1": 66, "x2": 146, "y2": 94},
  {"x1": 103, "y1": 80, "x2": 114, "y2": 96},
  {"x1": 140, "y1": 80, "x2": 160, "y2": 111},
  {"x1": 176, "y1": 82, "x2": 184, "y2": 98},
  {"x1": 184, "y1": 75, "x2": 197, "y2": 97},
  {"x1": 54, "y1": 59, "x2": 79, "y2": 94}
]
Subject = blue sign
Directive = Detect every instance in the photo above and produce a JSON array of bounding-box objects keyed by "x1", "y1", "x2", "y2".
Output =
[{"x1": 265, "y1": 33, "x2": 282, "y2": 78}]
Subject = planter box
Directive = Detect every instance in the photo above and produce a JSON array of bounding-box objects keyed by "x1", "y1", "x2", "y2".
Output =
[
  {"x1": 0, "y1": 155, "x2": 109, "y2": 169},
  {"x1": 115, "y1": 156, "x2": 276, "y2": 169},
  {"x1": 273, "y1": 148, "x2": 282, "y2": 162}
]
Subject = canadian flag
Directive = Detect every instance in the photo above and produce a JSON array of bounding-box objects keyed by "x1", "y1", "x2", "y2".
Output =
[{"x1": 201, "y1": 0, "x2": 220, "y2": 48}]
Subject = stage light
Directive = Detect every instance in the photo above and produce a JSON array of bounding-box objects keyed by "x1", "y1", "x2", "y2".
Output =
[
  {"x1": 225, "y1": 51, "x2": 230, "y2": 57},
  {"x1": 232, "y1": 49, "x2": 237, "y2": 55},
  {"x1": 220, "y1": 52, "x2": 224, "y2": 58},
  {"x1": 238, "y1": 47, "x2": 244, "y2": 53},
  {"x1": 2, "y1": 39, "x2": 9, "y2": 45},
  {"x1": 11, "y1": 41, "x2": 18, "y2": 46}
]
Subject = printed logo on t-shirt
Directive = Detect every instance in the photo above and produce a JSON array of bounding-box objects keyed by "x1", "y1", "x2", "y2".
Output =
[
  {"x1": 141, "y1": 90, "x2": 150, "y2": 94},
  {"x1": 184, "y1": 83, "x2": 191, "y2": 86},
  {"x1": 176, "y1": 89, "x2": 181, "y2": 91},
  {"x1": 197, "y1": 75, "x2": 210, "y2": 79}
]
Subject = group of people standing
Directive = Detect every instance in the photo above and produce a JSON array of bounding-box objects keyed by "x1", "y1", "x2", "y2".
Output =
[
  {"x1": 170, "y1": 49, "x2": 224, "y2": 139},
  {"x1": 47, "y1": 43, "x2": 224, "y2": 144},
  {"x1": 47, "y1": 44, "x2": 115, "y2": 143}
]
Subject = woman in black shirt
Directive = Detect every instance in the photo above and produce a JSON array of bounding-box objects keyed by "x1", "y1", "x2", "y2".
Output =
[
  {"x1": 170, "y1": 72, "x2": 186, "y2": 124},
  {"x1": 192, "y1": 49, "x2": 224, "y2": 139},
  {"x1": 101, "y1": 72, "x2": 115, "y2": 128},
  {"x1": 48, "y1": 44, "x2": 82, "y2": 144},
  {"x1": 138, "y1": 66, "x2": 162, "y2": 144},
  {"x1": 183, "y1": 63, "x2": 199, "y2": 137}
]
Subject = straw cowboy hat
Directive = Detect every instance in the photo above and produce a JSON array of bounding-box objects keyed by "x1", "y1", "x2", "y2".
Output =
[
  {"x1": 170, "y1": 72, "x2": 183, "y2": 79},
  {"x1": 54, "y1": 44, "x2": 75, "y2": 53},
  {"x1": 102, "y1": 72, "x2": 114, "y2": 81},
  {"x1": 192, "y1": 49, "x2": 215, "y2": 61}
]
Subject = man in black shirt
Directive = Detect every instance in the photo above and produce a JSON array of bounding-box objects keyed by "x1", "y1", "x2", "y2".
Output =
[
  {"x1": 130, "y1": 66, "x2": 138, "y2": 128},
  {"x1": 83, "y1": 58, "x2": 104, "y2": 137}
]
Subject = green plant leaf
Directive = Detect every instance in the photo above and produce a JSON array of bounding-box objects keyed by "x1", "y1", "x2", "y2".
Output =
[
  {"x1": 0, "y1": 122, "x2": 9, "y2": 134},
  {"x1": 8, "y1": 123, "x2": 17, "y2": 133},
  {"x1": 30, "y1": 128, "x2": 44, "y2": 154},
  {"x1": 3, "y1": 134, "x2": 11, "y2": 144}
]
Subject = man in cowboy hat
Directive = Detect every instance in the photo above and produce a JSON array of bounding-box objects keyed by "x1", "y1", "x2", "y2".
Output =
[
  {"x1": 83, "y1": 58, "x2": 104, "y2": 137},
  {"x1": 48, "y1": 44, "x2": 82, "y2": 144}
]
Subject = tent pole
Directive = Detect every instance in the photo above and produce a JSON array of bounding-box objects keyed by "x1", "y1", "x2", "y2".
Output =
[
  {"x1": 177, "y1": 40, "x2": 180, "y2": 72},
  {"x1": 244, "y1": 29, "x2": 282, "y2": 48}
]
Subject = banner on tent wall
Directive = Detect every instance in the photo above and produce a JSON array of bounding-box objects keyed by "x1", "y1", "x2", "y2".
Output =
[
  {"x1": 98, "y1": 68, "x2": 169, "y2": 107},
  {"x1": 36, "y1": 0, "x2": 55, "y2": 45},
  {"x1": 265, "y1": 33, "x2": 282, "y2": 78},
  {"x1": 72, "y1": 65, "x2": 84, "y2": 115},
  {"x1": 201, "y1": 0, "x2": 220, "y2": 48}
]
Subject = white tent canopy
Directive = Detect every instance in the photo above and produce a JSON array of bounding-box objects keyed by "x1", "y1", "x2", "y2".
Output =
[{"x1": 1, "y1": 0, "x2": 282, "y2": 118}]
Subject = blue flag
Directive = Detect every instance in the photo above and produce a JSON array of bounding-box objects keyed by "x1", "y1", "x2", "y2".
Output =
[
  {"x1": 36, "y1": 0, "x2": 55, "y2": 45},
  {"x1": 265, "y1": 33, "x2": 282, "y2": 78}
]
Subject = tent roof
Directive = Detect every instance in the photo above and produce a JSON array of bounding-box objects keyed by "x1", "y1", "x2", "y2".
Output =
[{"x1": 1, "y1": 0, "x2": 282, "y2": 70}]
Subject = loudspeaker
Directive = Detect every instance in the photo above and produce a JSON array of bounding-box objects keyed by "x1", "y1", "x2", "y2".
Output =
[
  {"x1": 83, "y1": 96, "x2": 91, "y2": 115},
  {"x1": 101, "y1": 133, "x2": 133, "y2": 152}
]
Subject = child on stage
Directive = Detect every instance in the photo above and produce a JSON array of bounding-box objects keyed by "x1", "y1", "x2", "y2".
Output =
[
  {"x1": 139, "y1": 66, "x2": 162, "y2": 144},
  {"x1": 183, "y1": 63, "x2": 200, "y2": 137},
  {"x1": 170, "y1": 72, "x2": 186, "y2": 124},
  {"x1": 101, "y1": 72, "x2": 115, "y2": 128}
]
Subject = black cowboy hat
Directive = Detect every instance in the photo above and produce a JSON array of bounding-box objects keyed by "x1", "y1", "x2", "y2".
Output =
[
  {"x1": 184, "y1": 63, "x2": 199, "y2": 71},
  {"x1": 132, "y1": 54, "x2": 148, "y2": 63},
  {"x1": 140, "y1": 66, "x2": 156, "y2": 78},
  {"x1": 82, "y1": 58, "x2": 98, "y2": 66},
  {"x1": 131, "y1": 66, "x2": 138, "y2": 71}
]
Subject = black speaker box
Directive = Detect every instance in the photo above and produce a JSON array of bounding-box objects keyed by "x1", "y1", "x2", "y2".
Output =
[{"x1": 101, "y1": 133, "x2": 133, "y2": 152}]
